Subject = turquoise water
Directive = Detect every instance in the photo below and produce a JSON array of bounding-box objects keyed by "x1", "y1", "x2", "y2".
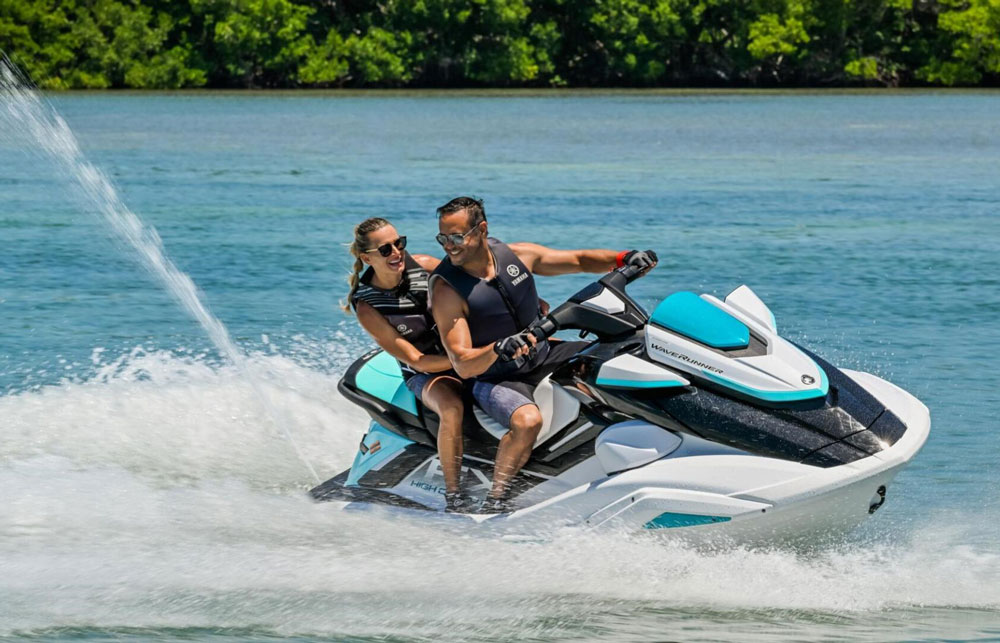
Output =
[{"x1": 2, "y1": 89, "x2": 999, "y2": 641}]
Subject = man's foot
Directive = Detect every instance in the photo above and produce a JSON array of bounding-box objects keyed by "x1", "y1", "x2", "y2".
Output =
[
  {"x1": 445, "y1": 492, "x2": 475, "y2": 514},
  {"x1": 478, "y1": 496, "x2": 511, "y2": 514}
]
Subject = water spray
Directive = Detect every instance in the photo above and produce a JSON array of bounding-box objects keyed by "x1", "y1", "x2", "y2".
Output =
[{"x1": 0, "y1": 52, "x2": 320, "y2": 483}]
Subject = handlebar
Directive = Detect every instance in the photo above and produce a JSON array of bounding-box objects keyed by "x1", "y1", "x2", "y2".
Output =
[
  {"x1": 618, "y1": 263, "x2": 645, "y2": 283},
  {"x1": 494, "y1": 263, "x2": 651, "y2": 362},
  {"x1": 527, "y1": 263, "x2": 649, "y2": 341}
]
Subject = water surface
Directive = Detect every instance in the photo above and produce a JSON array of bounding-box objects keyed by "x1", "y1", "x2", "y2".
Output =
[{"x1": 2, "y1": 90, "x2": 999, "y2": 641}]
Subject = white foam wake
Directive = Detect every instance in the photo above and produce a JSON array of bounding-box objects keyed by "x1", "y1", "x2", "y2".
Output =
[
  {"x1": 0, "y1": 57, "x2": 319, "y2": 481},
  {"x1": 0, "y1": 347, "x2": 368, "y2": 485},
  {"x1": 0, "y1": 349, "x2": 998, "y2": 639},
  {"x1": 2, "y1": 456, "x2": 999, "y2": 639}
]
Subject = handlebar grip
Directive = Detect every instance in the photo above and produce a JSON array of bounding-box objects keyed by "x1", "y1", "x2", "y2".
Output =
[
  {"x1": 618, "y1": 264, "x2": 644, "y2": 283},
  {"x1": 530, "y1": 317, "x2": 558, "y2": 341}
]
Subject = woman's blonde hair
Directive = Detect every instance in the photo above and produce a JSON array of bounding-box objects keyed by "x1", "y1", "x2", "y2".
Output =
[{"x1": 342, "y1": 217, "x2": 391, "y2": 313}]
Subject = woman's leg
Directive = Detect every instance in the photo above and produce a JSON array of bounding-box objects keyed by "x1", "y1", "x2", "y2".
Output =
[{"x1": 421, "y1": 376, "x2": 464, "y2": 495}]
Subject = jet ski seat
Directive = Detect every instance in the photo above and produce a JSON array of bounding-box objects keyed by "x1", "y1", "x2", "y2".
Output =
[
  {"x1": 472, "y1": 375, "x2": 581, "y2": 449},
  {"x1": 349, "y1": 350, "x2": 581, "y2": 451}
]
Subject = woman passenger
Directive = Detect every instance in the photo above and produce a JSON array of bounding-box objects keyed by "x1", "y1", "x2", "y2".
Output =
[{"x1": 345, "y1": 217, "x2": 468, "y2": 512}]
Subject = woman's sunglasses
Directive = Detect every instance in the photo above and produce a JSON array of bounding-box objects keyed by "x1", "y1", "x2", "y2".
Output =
[{"x1": 364, "y1": 236, "x2": 407, "y2": 257}]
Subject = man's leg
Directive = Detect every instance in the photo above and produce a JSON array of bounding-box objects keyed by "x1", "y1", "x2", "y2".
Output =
[
  {"x1": 420, "y1": 376, "x2": 465, "y2": 495},
  {"x1": 489, "y1": 403, "x2": 542, "y2": 499},
  {"x1": 476, "y1": 341, "x2": 590, "y2": 505},
  {"x1": 471, "y1": 380, "x2": 540, "y2": 500}
]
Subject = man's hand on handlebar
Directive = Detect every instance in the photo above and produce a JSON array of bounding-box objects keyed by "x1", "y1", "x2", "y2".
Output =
[
  {"x1": 622, "y1": 249, "x2": 658, "y2": 272},
  {"x1": 494, "y1": 331, "x2": 538, "y2": 362},
  {"x1": 495, "y1": 254, "x2": 656, "y2": 363}
]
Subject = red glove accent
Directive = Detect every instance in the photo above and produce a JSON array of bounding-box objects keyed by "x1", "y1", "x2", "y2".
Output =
[{"x1": 615, "y1": 250, "x2": 629, "y2": 268}]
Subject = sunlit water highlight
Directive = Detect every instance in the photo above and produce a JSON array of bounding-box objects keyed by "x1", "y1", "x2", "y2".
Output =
[{"x1": 2, "y1": 84, "x2": 999, "y2": 640}]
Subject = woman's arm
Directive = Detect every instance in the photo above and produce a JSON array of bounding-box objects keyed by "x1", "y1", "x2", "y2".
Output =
[{"x1": 356, "y1": 301, "x2": 453, "y2": 373}]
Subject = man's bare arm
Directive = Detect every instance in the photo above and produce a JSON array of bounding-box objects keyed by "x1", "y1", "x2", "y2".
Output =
[
  {"x1": 412, "y1": 253, "x2": 441, "y2": 272},
  {"x1": 509, "y1": 242, "x2": 619, "y2": 276},
  {"x1": 431, "y1": 280, "x2": 501, "y2": 379}
]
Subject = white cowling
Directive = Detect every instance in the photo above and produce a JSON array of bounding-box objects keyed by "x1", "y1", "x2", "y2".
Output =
[
  {"x1": 595, "y1": 420, "x2": 682, "y2": 475},
  {"x1": 724, "y1": 284, "x2": 777, "y2": 333}
]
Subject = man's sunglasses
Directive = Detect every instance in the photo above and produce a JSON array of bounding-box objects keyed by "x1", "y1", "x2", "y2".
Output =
[
  {"x1": 435, "y1": 227, "x2": 478, "y2": 247},
  {"x1": 364, "y1": 236, "x2": 407, "y2": 257}
]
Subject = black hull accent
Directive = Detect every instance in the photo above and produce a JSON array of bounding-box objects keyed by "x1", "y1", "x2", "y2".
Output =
[
  {"x1": 604, "y1": 353, "x2": 906, "y2": 468},
  {"x1": 566, "y1": 343, "x2": 909, "y2": 469}
]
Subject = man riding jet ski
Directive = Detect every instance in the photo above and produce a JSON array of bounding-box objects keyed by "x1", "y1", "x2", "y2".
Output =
[
  {"x1": 313, "y1": 262, "x2": 930, "y2": 542},
  {"x1": 429, "y1": 196, "x2": 657, "y2": 511}
]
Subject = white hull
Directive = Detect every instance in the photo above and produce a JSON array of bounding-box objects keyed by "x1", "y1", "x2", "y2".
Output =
[
  {"x1": 328, "y1": 369, "x2": 929, "y2": 544},
  {"x1": 500, "y1": 369, "x2": 930, "y2": 542}
]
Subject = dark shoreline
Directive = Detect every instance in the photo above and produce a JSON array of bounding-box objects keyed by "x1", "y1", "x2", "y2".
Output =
[{"x1": 38, "y1": 87, "x2": 1000, "y2": 97}]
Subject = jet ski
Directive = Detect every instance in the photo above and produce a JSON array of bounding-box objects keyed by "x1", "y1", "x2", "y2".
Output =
[{"x1": 312, "y1": 265, "x2": 930, "y2": 541}]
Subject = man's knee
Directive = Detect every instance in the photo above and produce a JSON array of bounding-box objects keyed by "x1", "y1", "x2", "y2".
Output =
[
  {"x1": 437, "y1": 404, "x2": 463, "y2": 426},
  {"x1": 425, "y1": 380, "x2": 463, "y2": 416},
  {"x1": 509, "y1": 404, "x2": 542, "y2": 435}
]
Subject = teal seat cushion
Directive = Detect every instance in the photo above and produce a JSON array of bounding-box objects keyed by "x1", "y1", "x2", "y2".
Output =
[
  {"x1": 354, "y1": 351, "x2": 418, "y2": 415},
  {"x1": 650, "y1": 292, "x2": 750, "y2": 350}
]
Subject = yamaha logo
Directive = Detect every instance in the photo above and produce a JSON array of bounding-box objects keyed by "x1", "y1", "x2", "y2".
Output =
[
  {"x1": 397, "y1": 324, "x2": 408, "y2": 333},
  {"x1": 802, "y1": 374, "x2": 815, "y2": 385},
  {"x1": 506, "y1": 264, "x2": 520, "y2": 277}
]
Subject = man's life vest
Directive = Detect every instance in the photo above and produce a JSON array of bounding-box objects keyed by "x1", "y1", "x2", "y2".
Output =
[{"x1": 430, "y1": 237, "x2": 546, "y2": 379}]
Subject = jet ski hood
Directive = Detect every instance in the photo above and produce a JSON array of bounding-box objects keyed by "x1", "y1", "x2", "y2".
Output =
[{"x1": 644, "y1": 286, "x2": 829, "y2": 404}]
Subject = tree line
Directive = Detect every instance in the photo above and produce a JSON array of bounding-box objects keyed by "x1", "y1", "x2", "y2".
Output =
[{"x1": 1, "y1": 0, "x2": 998, "y2": 89}]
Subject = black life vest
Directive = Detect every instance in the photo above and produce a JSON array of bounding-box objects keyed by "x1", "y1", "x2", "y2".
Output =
[
  {"x1": 430, "y1": 238, "x2": 545, "y2": 378},
  {"x1": 351, "y1": 253, "x2": 441, "y2": 356}
]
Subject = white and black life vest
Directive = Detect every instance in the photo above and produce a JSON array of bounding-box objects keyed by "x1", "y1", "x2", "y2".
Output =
[{"x1": 351, "y1": 253, "x2": 441, "y2": 356}]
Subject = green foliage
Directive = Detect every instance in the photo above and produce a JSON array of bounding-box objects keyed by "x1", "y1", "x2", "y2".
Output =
[
  {"x1": 919, "y1": 0, "x2": 1000, "y2": 85},
  {"x1": 297, "y1": 30, "x2": 348, "y2": 87},
  {"x1": 1, "y1": 0, "x2": 205, "y2": 88},
  {"x1": 189, "y1": 0, "x2": 315, "y2": 86},
  {"x1": 748, "y1": 14, "x2": 809, "y2": 60},
  {"x1": 2, "y1": 0, "x2": 998, "y2": 88},
  {"x1": 347, "y1": 27, "x2": 413, "y2": 85},
  {"x1": 844, "y1": 55, "x2": 880, "y2": 80}
]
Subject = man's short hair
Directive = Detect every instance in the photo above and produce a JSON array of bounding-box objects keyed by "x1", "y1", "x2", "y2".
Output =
[{"x1": 437, "y1": 196, "x2": 486, "y2": 227}]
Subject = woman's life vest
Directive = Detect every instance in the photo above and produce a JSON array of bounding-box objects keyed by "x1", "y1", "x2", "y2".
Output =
[{"x1": 351, "y1": 252, "x2": 442, "y2": 357}]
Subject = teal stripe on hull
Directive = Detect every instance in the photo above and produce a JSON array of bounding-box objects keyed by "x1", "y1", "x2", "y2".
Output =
[
  {"x1": 644, "y1": 512, "x2": 732, "y2": 529},
  {"x1": 701, "y1": 358, "x2": 829, "y2": 403},
  {"x1": 595, "y1": 377, "x2": 687, "y2": 389}
]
